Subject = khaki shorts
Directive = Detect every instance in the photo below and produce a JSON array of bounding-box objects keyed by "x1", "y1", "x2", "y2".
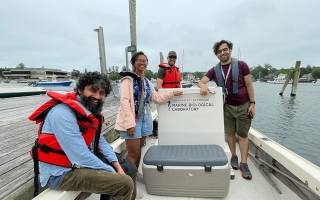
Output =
[{"x1": 224, "y1": 102, "x2": 252, "y2": 138}]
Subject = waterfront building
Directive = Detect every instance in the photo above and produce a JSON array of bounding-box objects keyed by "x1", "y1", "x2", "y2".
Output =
[{"x1": 2, "y1": 67, "x2": 70, "y2": 81}]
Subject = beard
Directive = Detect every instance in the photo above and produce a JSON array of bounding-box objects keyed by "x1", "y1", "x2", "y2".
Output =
[{"x1": 80, "y1": 95, "x2": 104, "y2": 116}]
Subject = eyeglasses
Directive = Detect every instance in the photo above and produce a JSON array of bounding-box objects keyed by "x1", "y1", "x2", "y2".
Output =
[
  {"x1": 136, "y1": 59, "x2": 148, "y2": 64},
  {"x1": 217, "y1": 48, "x2": 229, "y2": 54},
  {"x1": 169, "y1": 56, "x2": 177, "y2": 60}
]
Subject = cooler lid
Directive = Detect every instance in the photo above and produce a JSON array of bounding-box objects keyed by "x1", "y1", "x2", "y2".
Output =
[{"x1": 143, "y1": 145, "x2": 228, "y2": 166}]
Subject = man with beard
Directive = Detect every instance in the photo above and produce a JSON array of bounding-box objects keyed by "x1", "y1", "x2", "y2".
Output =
[
  {"x1": 29, "y1": 72, "x2": 138, "y2": 200},
  {"x1": 156, "y1": 51, "x2": 181, "y2": 90},
  {"x1": 198, "y1": 40, "x2": 255, "y2": 180}
]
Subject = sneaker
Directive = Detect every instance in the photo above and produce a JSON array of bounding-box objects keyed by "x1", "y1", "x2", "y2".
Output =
[
  {"x1": 137, "y1": 172, "x2": 144, "y2": 184},
  {"x1": 135, "y1": 188, "x2": 144, "y2": 199},
  {"x1": 230, "y1": 156, "x2": 239, "y2": 170},
  {"x1": 240, "y1": 162, "x2": 252, "y2": 179}
]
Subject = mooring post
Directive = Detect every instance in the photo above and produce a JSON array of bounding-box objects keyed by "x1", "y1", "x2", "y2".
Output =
[
  {"x1": 290, "y1": 61, "x2": 301, "y2": 96},
  {"x1": 279, "y1": 61, "x2": 301, "y2": 96},
  {"x1": 279, "y1": 71, "x2": 293, "y2": 95}
]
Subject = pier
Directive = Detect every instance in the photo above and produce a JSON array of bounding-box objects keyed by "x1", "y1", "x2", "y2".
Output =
[{"x1": 0, "y1": 93, "x2": 121, "y2": 200}]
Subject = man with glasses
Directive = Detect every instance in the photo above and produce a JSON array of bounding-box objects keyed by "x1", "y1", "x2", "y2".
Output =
[
  {"x1": 156, "y1": 51, "x2": 181, "y2": 90},
  {"x1": 198, "y1": 40, "x2": 255, "y2": 180}
]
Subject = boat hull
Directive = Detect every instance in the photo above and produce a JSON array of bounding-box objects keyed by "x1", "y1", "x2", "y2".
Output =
[{"x1": 35, "y1": 81, "x2": 72, "y2": 86}]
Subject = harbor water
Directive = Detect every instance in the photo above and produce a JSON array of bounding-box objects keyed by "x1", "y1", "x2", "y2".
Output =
[
  {"x1": 1, "y1": 82, "x2": 319, "y2": 167},
  {"x1": 251, "y1": 82, "x2": 320, "y2": 167}
]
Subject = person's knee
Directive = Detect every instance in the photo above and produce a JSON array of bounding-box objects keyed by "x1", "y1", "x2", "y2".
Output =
[
  {"x1": 238, "y1": 135, "x2": 248, "y2": 140},
  {"x1": 128, "y1": 148, "x2": 141, "y2": 158},
  {"x1": 121, "y1": 175, "x2": 134, "y2": 193}
]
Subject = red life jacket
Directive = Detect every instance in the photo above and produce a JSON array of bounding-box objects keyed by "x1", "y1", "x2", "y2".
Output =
[
  {"x1": 29, "y1": 91, "x2": 103, "y2": 168},
  {"x1": 159, "y1": 63, "x2": 181, "y2": 88}
]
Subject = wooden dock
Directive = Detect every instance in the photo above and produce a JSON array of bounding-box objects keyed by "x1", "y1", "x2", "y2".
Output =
[{"x1": 0, "y1": 93, "x2": 121, "y2": 200}]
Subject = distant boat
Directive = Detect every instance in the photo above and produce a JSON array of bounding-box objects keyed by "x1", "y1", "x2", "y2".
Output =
[
  {"x1": 268, "y1": 74, "x2": 293, "y2": 84},
  {"x1": 33, "y1": 81, "x2": 72, "y2": 87},
  {"x1": 316, "y1": 79, "x2": 320, "y2": 84},
  {"x1": 180, "y1": 80, "x2": 192, "y2": 88},
  {"x1": 28, "y1": 75, "x2": 72, "y2": 87}
]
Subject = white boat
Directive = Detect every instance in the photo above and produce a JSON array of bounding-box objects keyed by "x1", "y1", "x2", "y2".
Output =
[
  {"x1": 32, "y1": 87, "x2": 320, "y2": 200},
  {"x1": 316, "y1": 79, "x2": 320, "y2": 84},
  {"x1": 28, "y1": 75, "x2": 72, "y2": 87},
  {"x1": 180, "y1": 80, "x2": 193, "y2": 88},
  {"x1": 268, "y1": 74, "x2": 293, "y2": 84}
]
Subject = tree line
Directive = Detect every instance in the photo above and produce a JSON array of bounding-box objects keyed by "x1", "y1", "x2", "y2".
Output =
[
  {"x1": 2, "y1": 63, "x2": 320, "y2": 81},
  {"x1": 250, "y1": 64, "x2": 320, "y2": 80}
]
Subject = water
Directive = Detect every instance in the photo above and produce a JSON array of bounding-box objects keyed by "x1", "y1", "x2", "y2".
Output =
[
  {"x1": 251, "y1": 82, "x2": 320, "y2": 167},
  {"x1": 1, "y1": 83, "x2": 319, "y2": 166}
]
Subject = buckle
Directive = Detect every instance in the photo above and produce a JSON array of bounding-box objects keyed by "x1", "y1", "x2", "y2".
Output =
[{"x1": 39, "y1": 144, "x2": 50, "y2": 154}]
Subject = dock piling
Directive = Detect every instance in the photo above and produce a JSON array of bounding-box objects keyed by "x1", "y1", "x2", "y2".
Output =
[{"x1": 279, "y1": 61, "x2": 301, "y2": 96}]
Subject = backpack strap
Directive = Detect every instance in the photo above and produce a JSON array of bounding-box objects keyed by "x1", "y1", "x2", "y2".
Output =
[
  {"x1": 214, "y1": 58, "x2": 239, "y2": 96},
  {"x1": 231, "y1": 58, "x2": 239, "y2": 94}
]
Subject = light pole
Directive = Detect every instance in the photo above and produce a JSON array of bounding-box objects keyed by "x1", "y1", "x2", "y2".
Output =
[
  {"x1": 93, "y1": 26, "x2": 107, "y2": 75},
  {"x1": 125, "y1": 47, "x2": 129, "y2": 71},
  {"x1": 160, "y1": 52, "x2": 164, "y2": 63},
  {"x1": 129, "y1": 0, "x2": 137, "y2": 71}
]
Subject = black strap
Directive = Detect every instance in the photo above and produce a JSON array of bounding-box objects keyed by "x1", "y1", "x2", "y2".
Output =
[
  {"x1": 162, "y1": 81, "x2": 180, "y2": 85},
  {"x1": 37, "y1": 143, "x2": 66, "y2": 155},
  {"x1": 32, "y1": 139, "x2": 40, "y2": 197},
  {"x1": 93, "y1": 116, "x2": 102, "y2": 156}
]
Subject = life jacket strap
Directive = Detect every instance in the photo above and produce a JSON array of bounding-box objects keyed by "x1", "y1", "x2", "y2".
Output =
[{"x1": 32, "y1": 139, "x2": 39, "y2": 197}]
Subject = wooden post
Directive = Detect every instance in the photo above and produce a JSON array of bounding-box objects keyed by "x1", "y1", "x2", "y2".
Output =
[
  {"x1": 279, "y1": 71, "x2": 293, "y2": 95},
  {"x1": 291, "y1": 61, "x2": 301, "y2": 96},
  {"x1": 279, "y1": 61, "x2": 301, "y2": 96}
]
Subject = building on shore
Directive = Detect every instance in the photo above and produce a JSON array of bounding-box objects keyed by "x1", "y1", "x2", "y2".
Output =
[{"x1": 2, "y1": 67, "x2": 70, "y2": 81}]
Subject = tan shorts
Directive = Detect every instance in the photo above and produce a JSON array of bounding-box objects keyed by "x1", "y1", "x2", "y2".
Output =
[{"x1": 224, "y1": 102, "x2": 252, "y2": 138}]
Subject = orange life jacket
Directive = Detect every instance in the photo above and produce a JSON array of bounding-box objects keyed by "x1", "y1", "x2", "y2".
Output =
[
  {"x1": 29, "y1": 91, "x2": 103, "y2": 168},
  {"x1": 159, "y1": 63, "x2": 181, "y2": 88}
]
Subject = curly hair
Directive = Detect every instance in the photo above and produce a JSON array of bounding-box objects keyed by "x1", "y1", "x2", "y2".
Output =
[
  {"x1": 130, "y1": 51, "x2": 148, "y2": 69},
  {"x1": 74, "y1": 72, "x2": 112, "y2": 97},
  {"x1": 213, "y1": 40, "x2": 233, "y2": 55}
]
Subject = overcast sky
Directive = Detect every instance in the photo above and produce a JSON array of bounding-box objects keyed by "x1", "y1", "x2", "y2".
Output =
[{"x1": 1, "y1": 0, "x2": 319, "y2": 73}]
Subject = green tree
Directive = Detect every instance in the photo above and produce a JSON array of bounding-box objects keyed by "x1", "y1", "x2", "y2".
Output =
[
  {"x1": 276, "y1": 68, "x2": 291, "y2": 76},
  {"x1": 306, "y1": 64, "x2": 312, "y2": 73},
  {"x1": 121, "y1": 65, "x2": 127, "y2": 71},
  {"x1": 264, "y1": 63, "x2": 272, "y2": 70},
  {"x1": 71, "y1": 69, "x2": 80, "y2": 78},
  {"x1": 299, "y1": 68, "x2": 309, "y2": 78},
  {"x1": 108, "y1": 73, "x2": 119, "y2": 81},
  {"x1": 144, "y1": 69, "x2": 153, "y2": 80},
  {"x1": 153, "y1": 72, "x2": 157, "y2": 79},
  {"x1": 16, "y1": 63, "x2": 25, "y2": 69},
  {"x1": 311, "y1": 68, "x2": 320, "y2": 79},
  {"x1": 193, "y1": 71, "x2": 205, "y2": 79}
]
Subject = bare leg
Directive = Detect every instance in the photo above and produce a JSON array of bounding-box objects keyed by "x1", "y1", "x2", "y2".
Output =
[
  {"x1": 238, "y1": 136, "x2": 249, "y2": 163},
  {"x1": 136, "y1": 136, "x2": 147, "y2": 167},
  {"x1": 125, "y1": 139, "x2": 142, "y2": 168},
  {"x1": 227, "y1": 134, "x2": 237, "y2": 157}
]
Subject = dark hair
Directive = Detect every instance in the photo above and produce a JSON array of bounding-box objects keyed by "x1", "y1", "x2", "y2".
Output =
[
  {"x1": 213, "y1": 40, "x2": 233, "y2": 55},
  {"x1": 74, "y1": 72, "x2": 112, "y2": 97},
  {"x1": 130, "y1": 51, "x2": 148, "y2": 66}
]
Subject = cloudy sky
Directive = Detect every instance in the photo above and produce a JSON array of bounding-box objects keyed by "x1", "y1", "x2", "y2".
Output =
[{"x1": 1, "y1": 0, "x2": 319, "y2": 73}]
